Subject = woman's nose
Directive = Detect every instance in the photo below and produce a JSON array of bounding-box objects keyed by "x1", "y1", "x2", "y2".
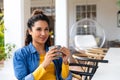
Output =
[{"x1": 41, "y1": 31, "x2": 45, "y2": 35}]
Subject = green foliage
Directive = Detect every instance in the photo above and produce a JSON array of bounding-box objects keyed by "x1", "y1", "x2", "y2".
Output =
[
  {"x1": 0, "y1": 43, "x2": 16, "y2": 61},
  {"x1": 117, "y1": 0, "x2": 120, "y2": 7},
  {"x1": 0, "y1": 13, "x2": 4, "y2": 47}
]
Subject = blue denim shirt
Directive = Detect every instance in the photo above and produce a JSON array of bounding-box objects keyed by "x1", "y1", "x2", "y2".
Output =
[{"x1": 13, "y1": 43, "x2": 64, "y2": 80}]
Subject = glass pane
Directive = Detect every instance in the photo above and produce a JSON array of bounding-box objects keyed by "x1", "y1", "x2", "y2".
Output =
[
  {"x1": 87, "y1": 5, "x2": 91, "y2": 12},
  {"x1": 76, "y1": 4, "x2": 96, "y2": 21},
  {"x1": 82, "y1": 12, "x2": 86, "y2": 18},
  {"x1": 87, "y1": 12, "x2": 90, "y2": 18},
  {"x1": 92, "y1": 12, "x2": 96, "y2": 17},
  {"x1": 81, "y1": 5, "x2": 85, "y2": 12},
  {"x1": 92, "y1": 5, "x2": 96, "y2": 11},
  {"x1": 76, "y1": 6, "x2": 80, "y2": 11}
]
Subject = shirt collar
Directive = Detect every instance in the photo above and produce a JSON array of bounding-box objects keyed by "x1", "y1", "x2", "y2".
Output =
[
  {"x1": 28, "y1": 42, "x2": 49, "y2": 54},
  {"x1": 28, "y1": 42, "x2": 37, "y2": 54}
]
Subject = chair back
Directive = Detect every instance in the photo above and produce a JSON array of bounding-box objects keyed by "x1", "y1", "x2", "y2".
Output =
[{"x1": 74, "y1": 35, "x2": 97, "y2": 50}]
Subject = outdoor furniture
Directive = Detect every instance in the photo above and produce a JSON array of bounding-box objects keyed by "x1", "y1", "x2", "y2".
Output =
[
  {"x1": 92, "y1": 48, "x2": 120, "y2": 80},
  {"x1": 69, "y1": 53, "x2": 108, "y2": 80}
]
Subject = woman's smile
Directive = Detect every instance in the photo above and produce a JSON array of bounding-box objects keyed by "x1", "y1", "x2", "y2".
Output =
[{"x1": 39, "y1": 36, "x2": 47, "y2": 41}]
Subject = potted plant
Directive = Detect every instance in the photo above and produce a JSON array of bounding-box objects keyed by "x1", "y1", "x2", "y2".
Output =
[{"x1": 0, "y1": 9, "x2": 15, "y2": 64}]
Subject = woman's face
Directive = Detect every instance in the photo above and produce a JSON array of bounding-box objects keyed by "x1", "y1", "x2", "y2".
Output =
[{"x1": 29, "y1": 20, "x2": 49, "y2": 45}]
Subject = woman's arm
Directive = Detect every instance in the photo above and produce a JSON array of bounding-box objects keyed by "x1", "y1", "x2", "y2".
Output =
[
  {"x1": 60, "y1": 47, "x2": 71, "y2": 79},
  {"x1": 61, "y1": 63, "x2": 69, "y2": 79},
  {"x1": 32, "y1": 64, "x2": 47, "y2": 80},
  {"x1": 13, "y1": 50, "x2": 34, "y2": 80},
  {"x1": 33, "y1": 47, "x2": 59, "y2": 80}
]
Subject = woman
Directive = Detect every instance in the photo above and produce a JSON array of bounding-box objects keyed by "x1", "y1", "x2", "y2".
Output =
[{"x1": 13, "y1": 9, "x2": 71, "y2": 80}]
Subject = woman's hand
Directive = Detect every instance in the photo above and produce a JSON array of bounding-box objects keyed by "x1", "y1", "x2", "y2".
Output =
[
  {"x1": 41, "y1": 47, "x2": 58, "y2": 69},
  {"x1": 60, "y1": 47, "x2": 70, "y2": 65}
]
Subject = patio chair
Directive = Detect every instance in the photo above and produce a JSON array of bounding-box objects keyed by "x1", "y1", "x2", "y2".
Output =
[
  {"x1": 74, "y1": 35, "x2": 108, "y2": 59},
  {"x1": 74, "y1": 35, "x2": 97, "y2": 50},
  {"x1": 69, "y1": 55, "x2": 108, "y2": 80}
]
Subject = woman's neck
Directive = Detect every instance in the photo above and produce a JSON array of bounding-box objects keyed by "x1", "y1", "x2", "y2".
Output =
[{"x1": 32, "y1": 42, "x2": 46, "y2": 54}]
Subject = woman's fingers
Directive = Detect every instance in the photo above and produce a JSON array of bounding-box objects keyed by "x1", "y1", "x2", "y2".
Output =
[
  {"x1": 47, "y1": 46, "x2": 71, "y2": 60},
  {"x1": 60, "y1": 47, "x2": 70, "y2": 56},
  {"x1": 46, "y1": 48, "x2": 60, "y2": 60}
]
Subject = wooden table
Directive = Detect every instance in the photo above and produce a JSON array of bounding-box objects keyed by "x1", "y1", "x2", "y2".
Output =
[{"x1": 92, "y1": 48, "x2": 120, "y2": 80}]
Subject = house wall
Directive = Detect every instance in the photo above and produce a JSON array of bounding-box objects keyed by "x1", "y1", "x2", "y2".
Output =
[
  {"x1": 0, "y1": 2, "x2": 3, "y2": 8},
  {"x1": 68, "y1": 0, "x2": 120, "y2": 41},
  {"x1": 0, "y1": 3, "x2": 3, "y2": 8},
  {"x1": 31, "y1": 0, "x2": 120, "y2": 41},
  {"x1": 97, "y1": 0, "x2": 120, "y2": 41},
  {"x1": 31, "y1": 0, "x2": 54, "y2": 7}
]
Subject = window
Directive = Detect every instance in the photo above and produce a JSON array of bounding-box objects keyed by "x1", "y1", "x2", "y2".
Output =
[
  {"x1": 31, "y1": 6, "x2": 55, "y2": 16},
  {"x1": 76, "y1": 4, "x2": 96, "y2": 21}
]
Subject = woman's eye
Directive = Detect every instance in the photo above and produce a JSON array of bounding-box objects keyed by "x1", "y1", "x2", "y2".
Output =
[
  {"x1": 45, "y1": 28, "x2": 49, "y2": 31},
  {"x1": 36, "y1": 28, "x2": 41, "y2": 31},
  {"x1": 36, "y1": 27, "x2": 49, "y2": 31}
]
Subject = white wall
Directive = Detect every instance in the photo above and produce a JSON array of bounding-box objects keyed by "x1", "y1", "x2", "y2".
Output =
[
  {"x1": 68, "y1": 0, "x2": 120, "y2": 41},
  {"x1": 4, "y1": 0, "x2": 30, "y2": 49},
  {"x1": 31, "y1": 0, "x2": 55, "y2": 7},
  {"x1": 31, "y1": 0, "x2": 120, "y2": 41},
  {"x1": 0, "y1": 0, "x2": 3, "y2": 8},
  {"x1": 0, "y1": 3, "x2": 3, "y2": 8},
  {"x1": 97, "y1": 0, "x2": 120, "y2": 40}
]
